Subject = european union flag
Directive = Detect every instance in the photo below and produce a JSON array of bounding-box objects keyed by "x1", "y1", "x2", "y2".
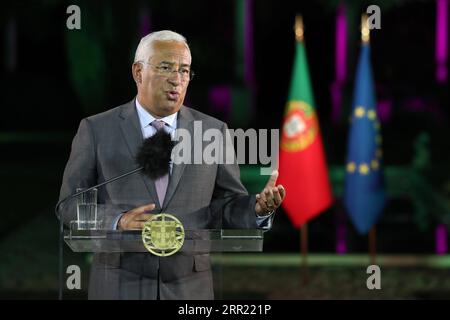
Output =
[{"x1": 344, "y1": 42, "x2": 386, "y2": 234}]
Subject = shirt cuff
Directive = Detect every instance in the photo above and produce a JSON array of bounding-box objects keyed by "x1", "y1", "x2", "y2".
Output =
[
  {"x1": 112, "y1": 213, "x2": 124, "y2": 230},
  {"x1": 255, "y1": 210, "x2": 275, "y2": 230}
]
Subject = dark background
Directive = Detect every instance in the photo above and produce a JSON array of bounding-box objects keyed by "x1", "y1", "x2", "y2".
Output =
[{"x1": 0, "y1": 0, "x2": 449, "y2": 299}]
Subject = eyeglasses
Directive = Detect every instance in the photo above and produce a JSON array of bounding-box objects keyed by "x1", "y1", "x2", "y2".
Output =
[{"x1": 139, "y1": 61, "x2": 195, "y2": 81}]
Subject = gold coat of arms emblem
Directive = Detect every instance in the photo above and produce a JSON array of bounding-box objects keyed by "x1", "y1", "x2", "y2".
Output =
[{"x1": 141, "y1": 213, "x2": 185, "y2": 257}]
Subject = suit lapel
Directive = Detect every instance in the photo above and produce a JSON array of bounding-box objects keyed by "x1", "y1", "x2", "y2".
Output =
[
  {"x1": 162, "y1": 106, "x2": 194, "y2": 209},
  {"x1": 119, "y1": 100, "x2": 161, "y2": 208}
]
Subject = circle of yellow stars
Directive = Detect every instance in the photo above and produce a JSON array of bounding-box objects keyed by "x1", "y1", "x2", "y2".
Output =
[{"x1": 346, "y1": 106, "x2": 382, "y2": 176}]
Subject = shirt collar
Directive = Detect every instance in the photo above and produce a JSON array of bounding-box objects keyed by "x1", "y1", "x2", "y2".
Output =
[{"x1": 135, "y1": 98, "x2": 178, "y2": 130}]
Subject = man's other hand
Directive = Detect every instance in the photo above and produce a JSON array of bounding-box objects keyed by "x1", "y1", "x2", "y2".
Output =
[
  {"x1": 255, "y1": 170, "x2": 286, "y2": 216},
  {"x1": 118, "y1": 203, "x2": 155, "y2": 230}
]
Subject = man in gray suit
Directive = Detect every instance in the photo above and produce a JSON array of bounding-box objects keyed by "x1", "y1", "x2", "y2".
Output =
[{"x1": 58, "y1": 30, "x2": 285, "y2": 299}]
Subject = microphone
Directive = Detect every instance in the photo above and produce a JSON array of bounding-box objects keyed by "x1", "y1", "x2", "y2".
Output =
[
  {"x1": 56, "y1": 128, "x2": 175, "y2": 299},
  {"x1": 136, "y1": 128, "x2": 175, "y2": 179}
]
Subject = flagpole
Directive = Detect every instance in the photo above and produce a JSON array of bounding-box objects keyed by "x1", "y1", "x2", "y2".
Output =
[
  {"x1": 360, "y1": 13, "x2": 377, "y2": 266},
  {"x1": 360, "y1": 13, "x2": 377, "y2": 265},
  {"x1": 300, "y1": 223, "x2": 309, "y2": 285}
]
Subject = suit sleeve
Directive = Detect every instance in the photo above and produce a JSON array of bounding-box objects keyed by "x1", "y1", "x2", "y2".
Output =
[
  {"x1": 57, "y1": 119, "x2": 98, "y2": 226},
  {"x1": 209, "y1": 123, "x2": 259, "y2": 229},
  {"x1": 57, "y1": 119, "x2": 128, "y2": 229}
]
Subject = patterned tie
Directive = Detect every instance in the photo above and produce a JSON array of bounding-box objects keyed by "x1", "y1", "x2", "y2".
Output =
[{"x1": 151, "y1": 120, "x2": 169, "y2": 207}]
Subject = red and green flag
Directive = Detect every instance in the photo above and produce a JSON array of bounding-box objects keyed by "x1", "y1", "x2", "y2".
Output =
[{"x1": 278, "y1": 35, "x2": 334, "y2": 228}]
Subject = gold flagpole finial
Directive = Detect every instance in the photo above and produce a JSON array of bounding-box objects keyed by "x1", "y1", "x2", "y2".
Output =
[
  {"x1": 361, "y1": 13, "x2": 370, "y2": 43},
  {"x1": 294, "y1": 15, "x2": 304, "y2": 42}
]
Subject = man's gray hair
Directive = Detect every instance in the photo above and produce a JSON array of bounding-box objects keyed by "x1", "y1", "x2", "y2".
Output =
[{"x1": 134, "y1": 30, "x2": 190, "y2": 63}]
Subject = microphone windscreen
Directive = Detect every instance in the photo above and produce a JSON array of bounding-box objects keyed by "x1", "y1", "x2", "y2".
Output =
[{"x1": 136, "y1": 129, "x2": 175, "y2": 179}]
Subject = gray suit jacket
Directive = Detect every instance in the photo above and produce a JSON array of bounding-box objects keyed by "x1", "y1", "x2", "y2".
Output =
[{"x1": 58, "y1": 100, "x2": 259, "y2": 299}]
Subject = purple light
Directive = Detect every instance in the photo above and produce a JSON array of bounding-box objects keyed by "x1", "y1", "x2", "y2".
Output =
[
  {"x1": 331, "y1": 3, "x2": 347, "y2": 123},
  {"x1": 376, "y1": 100, "x2": 392, "y2": 122},
  {"x1": 208, "y1": 85, "x2": 232, "y2": 121},
  {"x1": 139, "y1": 7, "x2": 151, "y2": 37},
  {"x1": 405, "y1": 97, "x2": 427, "y2": 112},
  {"x1": 436, "y1": 0, "x2": 448, "y2": 82},
  {"x1": 435, "y1": 224, "x2": 448, "y2": 255},
  {"x1": 403, "y1": 97, "x2": 446, "y2": 124},
  {"x1": 330, "y1": 82, "x2": 343, "y2": 123},
  {"x1": 437, "y1": 64, "x2": 448, "y2": 82},
  {"x1": 336, "y1": 234, "x2": 347, "y2": 254},
  {"x1": 335, "y1": 4, "x2": 347, "y2": 82},
  {"x1": 335, "y1": 210, "x2": 347, "y2": 254}
]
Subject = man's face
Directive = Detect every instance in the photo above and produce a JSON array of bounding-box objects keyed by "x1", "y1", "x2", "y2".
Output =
[{"x1": 133, "y1": 40, "x2": 192, "y2": 117}]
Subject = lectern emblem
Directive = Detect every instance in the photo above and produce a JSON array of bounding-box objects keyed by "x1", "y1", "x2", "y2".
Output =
[{"x1": 142, "y1": 213, "x2": 185, "y2": 257}]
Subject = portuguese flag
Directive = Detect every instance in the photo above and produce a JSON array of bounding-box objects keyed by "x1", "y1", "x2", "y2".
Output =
[{"x1": 278, "y1": 37, "x2": 333, "y2": 228}]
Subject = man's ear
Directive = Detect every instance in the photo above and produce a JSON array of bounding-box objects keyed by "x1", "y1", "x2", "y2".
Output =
[{"x1": 132, "y1": 62, "x2": 142, "y2": 85}]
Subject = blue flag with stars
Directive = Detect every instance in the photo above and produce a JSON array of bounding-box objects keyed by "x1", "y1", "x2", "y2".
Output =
[{"x1": 344, "y1": 43, "x2": 386, "y2": 234}]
